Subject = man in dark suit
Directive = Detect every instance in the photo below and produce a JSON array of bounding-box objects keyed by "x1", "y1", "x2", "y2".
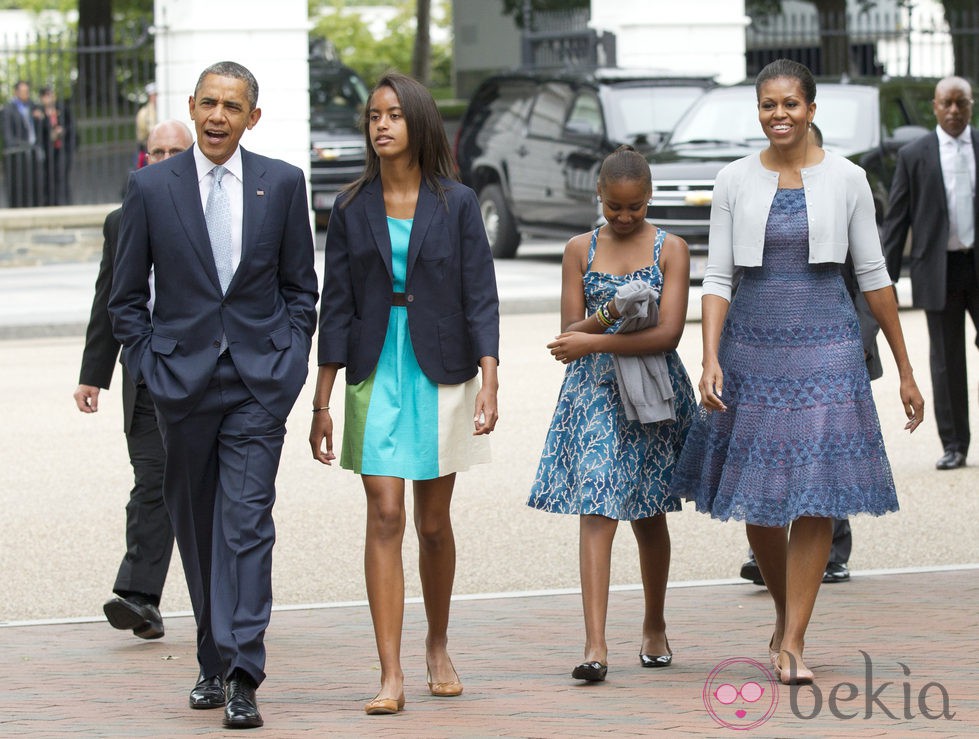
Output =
[
  {"x1": 108, "y1": 62, "x2": 318, "y2": 730},
  {"x1": 74, "y1": 119, "x2": 194, "y2": 640},
  {"x1": 2, "y1": 80, "x2": 42, "y2": 207},
  {"x1": 882, "y1": 76, "x2": 979, "y2": 470}
]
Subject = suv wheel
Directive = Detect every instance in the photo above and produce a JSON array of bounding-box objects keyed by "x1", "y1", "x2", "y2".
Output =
[{"x1": 479, "y1": 184, "x2": 520, "y2": 259}]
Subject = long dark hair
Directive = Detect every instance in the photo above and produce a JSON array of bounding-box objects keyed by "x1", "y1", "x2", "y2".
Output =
[{"x1": 342, "y1": 71, "x2": 457, "y2": 207}]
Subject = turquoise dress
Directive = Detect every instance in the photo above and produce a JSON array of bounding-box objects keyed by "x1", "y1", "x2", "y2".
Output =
[
  {"x1": 340, "y1": 217, "x2": 489, "y2": 480},
  {"x1": 528, "y1": 227, "x2": 696, "y2": 520}
]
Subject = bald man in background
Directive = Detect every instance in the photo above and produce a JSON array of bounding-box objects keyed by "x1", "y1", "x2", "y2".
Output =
[{"x1": 73, "y1": 120, "x2": 194, "y2": 639}]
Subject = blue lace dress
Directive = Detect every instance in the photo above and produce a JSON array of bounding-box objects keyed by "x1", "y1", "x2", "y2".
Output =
[
  {"x1": 670, "y1": 188, "x2": 899, "y2": 525},
  {"x1": 527, "y1": 227, "x2": 696, "y2": 521}
]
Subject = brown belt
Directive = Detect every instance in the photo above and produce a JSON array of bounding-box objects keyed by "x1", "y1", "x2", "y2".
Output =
[{"x1": 392, "y1": 292, "x2": 407, "y2": 306}]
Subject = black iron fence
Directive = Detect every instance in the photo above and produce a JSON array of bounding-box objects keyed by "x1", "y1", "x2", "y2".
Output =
[
  {"x1": 0, "y1": 23, "x2": 154, "y2": 209},
  {"x1": 746, "y1": 7, "x2": 979, "y2": 80},
  {"x1": 521, "y1": 8, "x2": 617, "y2": 70}
]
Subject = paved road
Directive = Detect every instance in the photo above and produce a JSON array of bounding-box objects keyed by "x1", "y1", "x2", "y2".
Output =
[{"x1": 0, "y1": 243, "x2": 974, "y2": 624}]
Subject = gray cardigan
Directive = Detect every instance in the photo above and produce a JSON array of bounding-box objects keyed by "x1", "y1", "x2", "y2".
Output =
[
  {"x1": 703, "y1": 151, "x2": 892, "y2": 302},
  {"x1": 610, "y1": 280, "x2": 675, "y2": 424}
]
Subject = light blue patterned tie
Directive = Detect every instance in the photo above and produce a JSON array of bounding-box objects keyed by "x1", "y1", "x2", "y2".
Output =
[
  {"x1": 205, "y1": 165, "x2": 232, "y2": 352},
  {"x1": 955, "y1": 141, "x2": 974, "y2": 248},
  {"x1": 205, "y1": 165, "x2": 233, "y2": 293}
]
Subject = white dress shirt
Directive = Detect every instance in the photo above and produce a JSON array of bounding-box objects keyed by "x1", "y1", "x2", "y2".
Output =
[
  {"x1": 194, "y1": 144, "x2": 244, "y2": 273},
  {"x1": 936, "y1": 124, "x2": 975, "y2": 251}
]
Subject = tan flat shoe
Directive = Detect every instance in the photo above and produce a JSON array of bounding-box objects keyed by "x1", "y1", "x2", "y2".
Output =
[
  {"x1": 774, "y1": 651, "x2": 814, "y2": 685},
  {"x1": 364, "y1": 692, "x2": 405, "y2": 715},
  {"x1": 427, "y1": 665, "x2": 463, "y2": 697}
]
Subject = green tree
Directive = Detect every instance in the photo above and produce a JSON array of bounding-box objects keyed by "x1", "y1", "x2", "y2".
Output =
[
  {"x1": 941, "y1": 0, "x2": 978, "y2": 81},
  {"x1": 309, "y1": 0, "x2": 452, "y2": 88}
]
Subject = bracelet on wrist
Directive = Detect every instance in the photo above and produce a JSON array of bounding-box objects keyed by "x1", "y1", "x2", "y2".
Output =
[{"x1": 312, "y1": 406, "x2": 330, "y2": 413}]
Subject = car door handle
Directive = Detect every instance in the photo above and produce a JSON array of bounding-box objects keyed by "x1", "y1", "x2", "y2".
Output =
[
  {"x1": 516, "y1": 145, "x2": 528, "y2": 157},
  {"x1": 554, "y1": 151, "x2": 565, "y2": 163}
]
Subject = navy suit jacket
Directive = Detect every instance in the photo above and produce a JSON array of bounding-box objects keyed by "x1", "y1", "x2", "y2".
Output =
[
  {"x1": 882, "y1": 128, "x2": 979, "y2": 312},
  {"x1": 108, "y1": 146, "x2": 319, "y2": 422},
  {"x1": 318, "y1": 175, "x2": 499, "y2": 384}
]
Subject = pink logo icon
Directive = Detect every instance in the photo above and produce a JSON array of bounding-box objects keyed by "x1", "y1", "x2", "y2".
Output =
[{"x1": 703, "y1": 657, "x2": 779, "y2": 730}]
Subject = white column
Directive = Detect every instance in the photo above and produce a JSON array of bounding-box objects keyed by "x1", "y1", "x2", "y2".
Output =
[
  {"x1": 153, "y1": 0, "x2": 310, "y2": 179},
  {"x1": 591, "y1": 0, "x2": 748, "y2": 85}
]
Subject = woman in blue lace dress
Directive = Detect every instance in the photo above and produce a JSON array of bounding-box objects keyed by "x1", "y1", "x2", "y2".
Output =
[
  {"x1": 528, "y1": 146, "x2": 696, "y2": 682},
  {"x1": 670, "y1": 60, "x2": 924, "y2": 685}
]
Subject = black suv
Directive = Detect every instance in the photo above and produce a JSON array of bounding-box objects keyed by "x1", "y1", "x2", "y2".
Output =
[
  {"x1": 309, "y1": 57, "x2": 370, "y2": 227},
  {"x1": 645, "y1": 78, "x2": 936, "y2": 280},
  {"x1": 455, "y1": 68, "x2": 715, "y2": 257}
]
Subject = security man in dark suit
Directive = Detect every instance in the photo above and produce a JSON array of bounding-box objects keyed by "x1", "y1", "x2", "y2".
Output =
[
  {"x1": 74, "y1": 120, "x2": 194, "y2": 639},
  {"x1": 882, "y1": 75, "x2": 979, "y2": 470}
]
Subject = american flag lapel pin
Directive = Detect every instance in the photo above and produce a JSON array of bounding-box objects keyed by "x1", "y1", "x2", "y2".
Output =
[{"x1": 256, "y1": 189, "x2": 265, "y2": 196}]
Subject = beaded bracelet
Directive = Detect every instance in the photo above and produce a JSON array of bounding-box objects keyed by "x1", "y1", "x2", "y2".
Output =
[{"x1": 596, "y1": 302, "x2": 615, "y2": 327}]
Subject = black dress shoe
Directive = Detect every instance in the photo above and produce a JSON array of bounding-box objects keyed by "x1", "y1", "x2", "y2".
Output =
[
  {"x1": 823, "y1": 561, "x2": 850, "y2": 583},
  {"x1": 103, "y1": 596, "x2": 164, "y2": 640},
  {"x1": 189, "y1": 672, "x2": 226, "y2": 709},
  {"x1": 936, "y1": 451, "x2": 966, "y2": 470},
  {"x1": 739, "y1": 557, "x2": 765, "y2": 586},
  {"x1": 571, "y1": 661, "x2": 608, "y2": 682},
  {"x1": 224, "y1": 669, "x2": 263, "y2": 729}
]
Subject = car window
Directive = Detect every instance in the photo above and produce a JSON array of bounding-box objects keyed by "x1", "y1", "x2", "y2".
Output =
[
  {"x1": 812, "y1": 87, "x2": 877, "y2": 151},
  {"x1": 484, "y1": 82, "x2": 536, "y2": 136},
  {"x1": 669, "y1": 88, "x2": 765, "y2": 144},
  {"x1": 310, "y1": 67, "x2": 368, "y2": 129},
  {"x1": 528, "y1": 82, "x2": 574, "y2": 139},
  {"x1": 565, "y1": 92, "x2": 603, "y2": 137},
  {"x1": 603, "y1": 85, "x2": 707, "y2": 143}
]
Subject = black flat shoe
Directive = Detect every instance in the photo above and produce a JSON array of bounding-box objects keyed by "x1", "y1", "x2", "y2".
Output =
[
  {"x1": 571, "y1": 661, "x2": 608, "y2": 682},
  {"x1": 189, "y1": 672, "x2": 226, "y2": 709},
  {"x1": 640, "y1": 652, "x2": 673, "y2": 668},
  {"x1": 223, "y1": 670, "x2": 263, "y2": 729}
]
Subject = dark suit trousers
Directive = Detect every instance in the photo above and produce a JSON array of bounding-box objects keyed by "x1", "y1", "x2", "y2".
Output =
[
  {"x1": 113, "y1": 377, "x2": 173, "y2": 603},
  {"x1": 828, "y1": 518, "x2": 851, "y2": 565},
  {"x1": 156, "y1": 353, "x2": 283, "y2": 686},
  {"x1": 925, "y1": 250, "x2": 979, "y2": 456}
]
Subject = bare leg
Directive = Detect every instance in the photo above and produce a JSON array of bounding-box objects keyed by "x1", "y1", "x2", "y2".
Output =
[
  {"x1": 413, "y1": 474, "x2": 459, "y2": 686},
  {"x1": 631, "y1": 514, "x2": 670, "y2": 656},
  {"x1": 579, "y1": 514, "x2": 618, "y2": 664},
  {"x1": 780, "y1": 516, "x2": 832, "y2": 677},
  {"x1": 746, "y1": 523, "x2": 788, "y2": 654},
  {"x1": 363, "y1": 475, "x2": 407, "y2": 701}
]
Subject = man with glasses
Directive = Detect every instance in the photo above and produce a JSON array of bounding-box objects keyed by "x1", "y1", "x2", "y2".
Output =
[
  {"x1": 74, "y1": 120, "x2": 194, "y2": 640},
  {"x1": 883, "y1": 76, "x2": 978, "y2": 470}
]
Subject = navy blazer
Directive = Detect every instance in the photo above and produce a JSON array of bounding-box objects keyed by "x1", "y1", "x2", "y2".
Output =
[
  {"x1": 108, "y1": 146, "x2": 319, "y2": 422},
  {"x1": 318, "y1": 175, "x2": 499, "y2": 385},
  {"x1": 882, "y1": 128, "x2": 979, "y2": 312}
]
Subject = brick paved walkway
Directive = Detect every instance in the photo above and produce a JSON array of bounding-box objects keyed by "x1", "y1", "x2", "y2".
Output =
[{"x1": 2, "y1": 568, "x2": 975, "y2": 737}]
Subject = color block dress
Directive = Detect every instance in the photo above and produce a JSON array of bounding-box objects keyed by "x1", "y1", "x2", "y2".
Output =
[
  {"x1": 527, "y1": 227, "x2": 696, "y2": 520},
  {"x1": 669, "y1": 188, "x2": 899, "y2": 525},
  {"x1": 340, "y1": 217, "x2": 490, "y2": 480}
]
